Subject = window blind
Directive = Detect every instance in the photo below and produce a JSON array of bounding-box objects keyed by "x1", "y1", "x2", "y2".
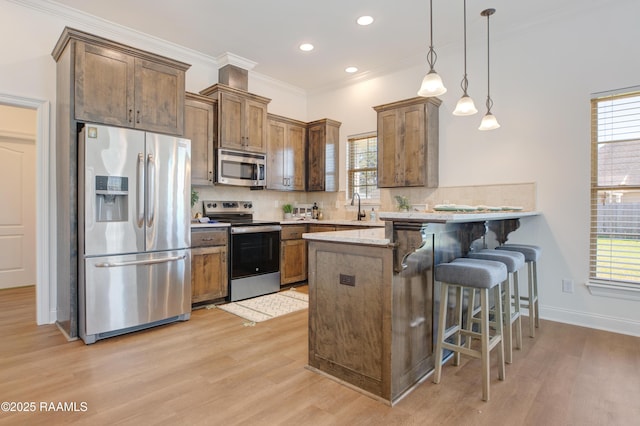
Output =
[
  {"x1": 347, "y1": 133, "x2": 379, "y2": 200},
  {"x1": 590, "y1": 87, "x2": 640, "y2": 285}
]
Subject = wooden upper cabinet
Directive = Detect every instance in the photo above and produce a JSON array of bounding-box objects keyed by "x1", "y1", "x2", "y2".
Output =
[
  {"x1": 307, "y1": 119, "x2": 341, "y2": 192},
  {"x1": 267, "y1": 114, "x2": 306, "y2": 191},
  {"x1": 53, "y1": 28, "x2": 189, "y2": 136},
  {"x1": 185, "y1": 93, "x2": 216, "y2": 186},
  {"x1": 374, "y1": 97, "x2": 440, "y2": 188},
  {"x1": 199, "y1": 84, "x2": 270, "y2": 153},
  {"x1": 134, "y1": 58, "x2": 185, "y2": 135},
  {"x1": 74, "y1": 41, "x2": 134, "y2": 128}
]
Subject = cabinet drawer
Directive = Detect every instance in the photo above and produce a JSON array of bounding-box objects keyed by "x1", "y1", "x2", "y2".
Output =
[
  {"x1": 308, "y1": 224, "x2": 336, "y2": 233},
  {"x1": 191, "y1": 229, "x2": 228, "y2": 247},
  {"x1": 281, "y1": 225, "x2": 307, "y2": 240}
]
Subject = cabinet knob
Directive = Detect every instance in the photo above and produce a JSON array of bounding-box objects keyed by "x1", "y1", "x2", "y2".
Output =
[
  {"x1": 136, "y1": 110, "x2": 141, "y2": 124},
  {"x1": 128, "y1": 109, "x2": 133, "y2": 123}
]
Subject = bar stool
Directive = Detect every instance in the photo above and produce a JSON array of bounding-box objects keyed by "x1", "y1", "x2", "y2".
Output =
[
  {"x1": 433, "y1": 258, "x2": 507, "y2": 401},
  {"x1": 465, "y1": 249, "x2": 525, "y2": 364},
  {"x1": 496, "y1": 244, "x2": 542, "y2": 337}
]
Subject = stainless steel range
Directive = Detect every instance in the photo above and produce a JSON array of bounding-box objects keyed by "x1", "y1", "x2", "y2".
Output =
[{"x1": 203, "y1": 201, "x2": 281, "y2": 301}]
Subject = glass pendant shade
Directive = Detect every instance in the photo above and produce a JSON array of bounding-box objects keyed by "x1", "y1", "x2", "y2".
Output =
[
  {"x1": 418, "y1": 71, "x2": 447, "y2": 97},
  {"x1": 453, "y1": 94, "x2": 478, "y2": 116},
  {"x1": 478, "y1": 112, "x2": 500, "y2": 130}
]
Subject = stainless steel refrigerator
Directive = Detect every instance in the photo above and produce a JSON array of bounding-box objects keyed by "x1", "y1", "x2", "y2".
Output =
[{"x1": 78, "y1": 124, "x2": 191, "y2": 344}]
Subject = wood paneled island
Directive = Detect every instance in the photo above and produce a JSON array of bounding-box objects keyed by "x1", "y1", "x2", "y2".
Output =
[{"x1": 303, "y1": 210, "x2": 540, "y2": 405}]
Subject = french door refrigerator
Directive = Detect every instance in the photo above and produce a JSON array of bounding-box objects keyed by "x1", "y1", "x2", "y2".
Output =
[{"x1": 78, "y1": 124, "x2": 191, "y2": 344}]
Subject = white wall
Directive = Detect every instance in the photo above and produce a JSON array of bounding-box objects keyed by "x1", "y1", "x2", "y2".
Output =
[
  {"x1": 307, "y1": 0, "x2": 640, "y2": 335},
  {"x1": 1, "y1": 0, "x2": 638, "y2": 335}
]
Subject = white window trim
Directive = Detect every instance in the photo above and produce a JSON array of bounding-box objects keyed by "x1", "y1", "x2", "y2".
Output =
[
  {"x1": 346, "y1": 131, "x2": 380, "y2": 203},
  {"x1": 586, "y1": 280, "x2": 640, "y2": 301}
]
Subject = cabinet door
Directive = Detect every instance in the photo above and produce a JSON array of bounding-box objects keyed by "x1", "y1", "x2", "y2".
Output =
[
  {"x1": 267, "y1": 118, "x2": 287, "y2": 190},
  {"x1": 185, "y1": 95, "x2": 215, "y2": 186},
  {"x1": 281, "y1": 239, "x2": 307, "y2": 285},
  {"x1": 134, "y1": 58, "x2": 185, "y2": 135},
  {"x1": 191, "y1": 246, "x2": 228, "y2": 303},
  {"x1": 244, "y1": 98, "x2": 267, "y2": 153},
  {"x1": 287, "y1": 123, "x2": 306, "y2": 190},
  {"x1": 377, "y1": 109, "x2": 401, "y2": 187},
  {"x1": 306, "y1": 123, "x2": 326, "y2": 191},
  {"x1": 400, "y1": 104, "x2": 426, "y2": 187},
  {"x1": 218, "y1": 91, "x2": 244, "y2": 150},
  {"x1": 75, "y1": 41, "x2": 134, "y2": 127}
]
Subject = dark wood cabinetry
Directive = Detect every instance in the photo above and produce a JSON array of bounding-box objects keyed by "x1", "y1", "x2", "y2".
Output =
[
  {"x1": 280, "y1": 224, "x2": 308, "y2": 285},
  {"x1": 199, "y1": 84, "x2": 270, "y2": 153},
  {"x1": 267, "y1": 114, "x2": 307, "y2": 191},
  {"x1": 56, "y1": 29, "x2": 188, "y2": 136},
  {"x1": 185, "y1": 93, "x2": 216, "y2": 186},
  {"x1": 191, "y1": 228, "x2": 229, "y2": 303},
  {"x1": 307, "y1": 119, "x2": 341, "y2": 192},
  {"x1": 374, "y1": 97, "x2": 440, "y2": 188}
]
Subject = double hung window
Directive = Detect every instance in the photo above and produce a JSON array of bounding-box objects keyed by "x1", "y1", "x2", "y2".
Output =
[
  {"x1": 347, "y1": 133, "x2": 379, "y2": 200},
  {"x1": 590, "y1": 87, "x2": 640, "y2": 291}
]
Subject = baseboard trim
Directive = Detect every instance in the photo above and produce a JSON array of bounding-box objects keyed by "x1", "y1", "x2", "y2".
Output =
[{"x1": 539, "y1": 305, "x2": 640, "y2": 337}]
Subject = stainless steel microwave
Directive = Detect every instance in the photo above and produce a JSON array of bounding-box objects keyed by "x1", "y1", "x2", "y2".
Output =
[{"x1": 216, "y1": 148, "x2": 266, "y2": 187}]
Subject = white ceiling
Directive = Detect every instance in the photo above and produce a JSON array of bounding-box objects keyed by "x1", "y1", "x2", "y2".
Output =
[{"x1": 50, "y1": 0, "x2": 601, "y2": 92}]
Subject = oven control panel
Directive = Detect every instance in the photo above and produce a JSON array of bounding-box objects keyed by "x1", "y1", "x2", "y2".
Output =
[{"x1": 203, "y1": 200, "x2": 253, "y2": 215}]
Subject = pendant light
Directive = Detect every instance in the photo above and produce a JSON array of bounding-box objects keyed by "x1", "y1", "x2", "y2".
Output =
[
  {"x1": 479, "y1": 8, "x2": 500, "y2": 130},
  {"x1": 453, "y1": 0, "x2": 477, "y2": 116},
  {"x1": 418, "y1": 0, "x2": 447, "y2": 97}
]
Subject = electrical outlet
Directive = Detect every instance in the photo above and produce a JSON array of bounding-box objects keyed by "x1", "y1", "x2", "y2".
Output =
[{"x1": 562, "y1": 279, "x2": 574, "y2": 294}]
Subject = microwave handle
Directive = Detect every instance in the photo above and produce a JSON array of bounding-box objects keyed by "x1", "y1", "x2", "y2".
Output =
[{"x1": 258, "y1": 164, "x2": 265, "y2": 181}]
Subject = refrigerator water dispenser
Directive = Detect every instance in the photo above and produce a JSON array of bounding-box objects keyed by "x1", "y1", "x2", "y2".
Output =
[{"x1": 95, "y1": 175, "x2": 128, "y2": 222}]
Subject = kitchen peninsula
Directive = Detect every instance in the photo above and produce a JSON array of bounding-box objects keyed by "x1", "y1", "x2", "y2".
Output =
[{"x1": 303, "y1": 210, "x2": 540, "y2": 405}]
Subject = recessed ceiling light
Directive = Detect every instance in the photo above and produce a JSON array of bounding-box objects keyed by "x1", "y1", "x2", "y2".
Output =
[
  {"x1": 299, "y1": 43, "x2": 314, "y2": 52},
  {"x1": 357, "y1": 15, "x2": 374, "y2": 26},
  {"x1": 345, "y1": 66, "x2": 358, "y2": 73}
]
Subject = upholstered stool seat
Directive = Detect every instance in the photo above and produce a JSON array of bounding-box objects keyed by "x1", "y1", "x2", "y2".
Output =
[
  {"x1": 433, "y1": 258, "x2": 508, "y2": 401},
  {"x1": 496, "y1": 244, "x2": 542, "y2": 337},
  {"x1": 467, "y1": 249, "x2": 525, "y2": 363}
]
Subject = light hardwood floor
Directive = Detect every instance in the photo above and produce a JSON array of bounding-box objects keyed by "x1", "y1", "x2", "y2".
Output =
[{"x1": 1, "y1": 285, "x2": 638, "y2": 425}]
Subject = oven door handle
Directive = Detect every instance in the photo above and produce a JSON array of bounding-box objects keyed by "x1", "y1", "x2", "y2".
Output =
[{"x1": 231, "y1": 225, "x2": 282, "y2": 234}]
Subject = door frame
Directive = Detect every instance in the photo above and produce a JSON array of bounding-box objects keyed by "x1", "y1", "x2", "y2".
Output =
[{"x1": 0, "y1": 93, "x2": 52, "y2": 325}]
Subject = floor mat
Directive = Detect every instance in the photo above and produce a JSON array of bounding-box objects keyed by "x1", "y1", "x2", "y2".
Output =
[{"x1": 215, "y1": 290, "x2": 308, "y2": 323}]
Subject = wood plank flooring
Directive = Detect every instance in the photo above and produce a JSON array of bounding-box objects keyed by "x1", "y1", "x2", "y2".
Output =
[{"x1": 1, "y1": 285, "x2": 639, "y2": 425}]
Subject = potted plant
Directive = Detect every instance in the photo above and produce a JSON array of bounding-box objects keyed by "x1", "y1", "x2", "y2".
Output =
[
  {"x1": 395, "y1": 195, "x2": 410, "y2": 212},
  {"x1": 191, "y1": 189, "x2": 199, "y2": 208},
  {"x1": 282, "y1": 203, "x2": 293, "y2": 219}
]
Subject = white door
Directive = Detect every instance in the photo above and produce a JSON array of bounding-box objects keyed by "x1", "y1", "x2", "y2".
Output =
[{"x1": 0, "y1": 137, "x2": 36, "y2": 289}]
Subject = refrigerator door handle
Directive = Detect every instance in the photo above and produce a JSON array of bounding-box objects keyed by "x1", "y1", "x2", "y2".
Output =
[
  {"x1": 94, "y1": 254, "x2": 187, "y2": 268},
  {"x1": 136, "y1": 153, "x2": 144, "y2": 227},
  {"x1": 146, "y1": 153, "x2": 155, "y2": 228}
]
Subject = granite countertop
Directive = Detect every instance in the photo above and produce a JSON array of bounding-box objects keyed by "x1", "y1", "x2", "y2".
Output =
[
  {"x1": 378, "y1": 210, "x2": 540, "y2": 224},
  {"x1": 302, "y1": 227, "x2": 389, "y2": 246},
  {"x1": 190, "y1": 221, "x2": 231, "y2": 229},
  {"x1": 281, "y1": 219, "x2": 385, "y2": 227}
]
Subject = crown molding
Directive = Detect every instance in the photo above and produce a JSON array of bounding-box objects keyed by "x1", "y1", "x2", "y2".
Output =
[{"x1": 215, "y1": 52, "x2": 257, "y2": 71}]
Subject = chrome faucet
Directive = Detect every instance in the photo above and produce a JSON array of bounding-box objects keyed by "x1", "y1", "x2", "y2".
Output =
[{"x1": 350, "y1": 193, "x2": 366, "y2": 221}]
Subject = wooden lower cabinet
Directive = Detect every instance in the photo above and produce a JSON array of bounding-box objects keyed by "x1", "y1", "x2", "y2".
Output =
[
  {"x1": 191, "y1": 246, "x2": 228, "y2": 303},
  {"x1": 191, "y1": 228, "x2": 229, "y2": 303},
  {"x1": 280, "y1": 224, "x2": 308, "y2": 285}
]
